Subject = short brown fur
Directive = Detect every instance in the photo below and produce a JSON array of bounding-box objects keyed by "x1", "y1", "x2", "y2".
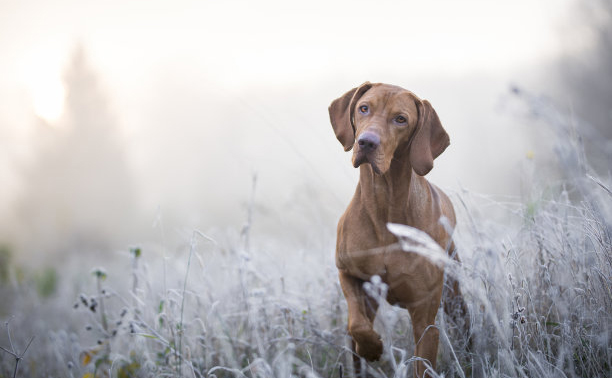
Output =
[{"x1": 329, "y1": 83, "x2": 465, "y2": 377}]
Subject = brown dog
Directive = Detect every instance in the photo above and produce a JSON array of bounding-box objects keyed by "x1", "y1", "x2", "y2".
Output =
[{"x1": 329, "y1": 82, "x2": 464, "y2": 377}]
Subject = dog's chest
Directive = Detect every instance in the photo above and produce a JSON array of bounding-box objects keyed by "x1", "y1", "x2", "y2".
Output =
[
  {"x1": 336, "y1": 248, "x2": 387, "y2": 280},
  {"x1": 335, "y1": 221, "x2": 400, "y2": 280}
]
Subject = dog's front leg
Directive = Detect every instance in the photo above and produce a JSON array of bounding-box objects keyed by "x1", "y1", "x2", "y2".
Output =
[{"x1": 338, "y1": 270, "x2": 383, "y2": 366}]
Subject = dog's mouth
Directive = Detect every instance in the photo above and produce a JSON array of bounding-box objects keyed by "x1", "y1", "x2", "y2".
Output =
[{"x1": 353, "y1": 150, "x2": 383, "y2": 174}]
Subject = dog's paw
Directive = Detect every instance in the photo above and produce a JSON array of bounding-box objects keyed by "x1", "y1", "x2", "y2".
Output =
[
  {"x1": 351, "y1": 327, "x2": 383, "y2": 361},
  {"x1": 356, "y1": 341, "x2": 383, "y2": 362}
]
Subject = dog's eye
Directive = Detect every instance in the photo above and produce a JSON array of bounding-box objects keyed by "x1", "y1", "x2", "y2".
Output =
[
  {"x1": 395, "y1": 115, "x2": 407, "y2": 124},
  {"x1": 358, "y1": 105, "x2": 369, "y2": 114}
]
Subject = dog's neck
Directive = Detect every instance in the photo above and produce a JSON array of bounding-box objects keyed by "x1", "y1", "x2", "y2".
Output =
[{"x1": 356, "y1": 154, "x2": 415, "y2": 226}]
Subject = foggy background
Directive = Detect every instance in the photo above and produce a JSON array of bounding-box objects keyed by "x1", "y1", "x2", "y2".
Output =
[{"x1": 0, "y1": 0, "x2": 610, "y2": 267}]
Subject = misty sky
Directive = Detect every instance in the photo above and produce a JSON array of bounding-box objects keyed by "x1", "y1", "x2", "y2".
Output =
[{"x1": 0, "y1": 0, "x2": 595, "y2": 258}]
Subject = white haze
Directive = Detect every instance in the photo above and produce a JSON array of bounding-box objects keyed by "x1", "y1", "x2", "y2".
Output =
[{"x1": 0, "y1": 0, "x2": 591, "y2": 264}]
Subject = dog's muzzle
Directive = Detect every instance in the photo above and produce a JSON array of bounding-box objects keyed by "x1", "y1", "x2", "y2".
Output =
[{"x1": 354, "y1": 132, "x2": 382, "y2": 173}]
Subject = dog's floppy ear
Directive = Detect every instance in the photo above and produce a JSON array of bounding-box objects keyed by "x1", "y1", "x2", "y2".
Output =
[
  {"x1": 410, "y1": 99, "x2": 450, "y2": 176},
  {"x1": 328, "y1": 82, "x2": 373, "y2": 151}
]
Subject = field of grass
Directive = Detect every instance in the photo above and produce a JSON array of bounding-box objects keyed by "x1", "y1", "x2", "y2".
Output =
[{"x1": 0, "y1": 90, "x2": 610, "y2": 377}]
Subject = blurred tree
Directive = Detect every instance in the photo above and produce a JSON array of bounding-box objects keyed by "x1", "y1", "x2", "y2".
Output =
[
  {"x1": 558, "y1": 0, "x2": 612, "y2": 170},
  {"x1": 15, "y1": 46, "x2": 137, "y2": 260}
]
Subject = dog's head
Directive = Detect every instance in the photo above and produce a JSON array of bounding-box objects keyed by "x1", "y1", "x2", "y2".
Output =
[{"x1": 329, "y1": 82, "x2": 449, "y2": 176}]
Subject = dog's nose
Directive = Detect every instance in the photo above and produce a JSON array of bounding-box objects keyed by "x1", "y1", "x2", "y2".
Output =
[{"x1": 358, "y1": 132, "x2": 380, "y2": 153}]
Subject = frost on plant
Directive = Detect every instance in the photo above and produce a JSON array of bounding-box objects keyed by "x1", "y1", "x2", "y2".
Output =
[{"x1": 0, "y1": 88, "x2": 610, "y2": 377}]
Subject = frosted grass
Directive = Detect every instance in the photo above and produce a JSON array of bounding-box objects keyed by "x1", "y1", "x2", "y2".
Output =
[{"x1": 1, "y1": 89, "x2": 610, "y2": 377}]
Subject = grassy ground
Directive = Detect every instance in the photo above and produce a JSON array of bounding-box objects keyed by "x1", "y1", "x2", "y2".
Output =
[{"x1": 0, "y1": 90, "x2": 610, "y2": 377}]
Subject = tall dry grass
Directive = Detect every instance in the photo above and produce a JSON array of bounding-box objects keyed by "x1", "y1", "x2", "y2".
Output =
[{"x1": 0, "y1": 88, "x2": 610, "y2": 377}]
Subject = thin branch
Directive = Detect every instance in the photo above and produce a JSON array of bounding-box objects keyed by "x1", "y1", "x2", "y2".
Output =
[
  {"x1": 0, "y1": 320, "x2": 35, "y2": 378},
  {"x1": 5, "y1": 320, "x2": 15, "y2": 354},
  {"x1": 21, "y1": 336, "x2": 35, "y2": 357},
  {"x1": 0, "y1": 344, "x2": 16, "y2": 357}
]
